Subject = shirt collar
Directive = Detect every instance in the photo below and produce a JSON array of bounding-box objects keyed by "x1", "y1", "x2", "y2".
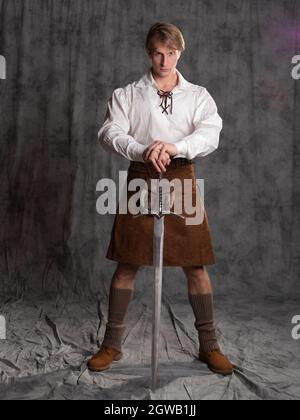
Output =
[{"x1": 135, "y1": 67, "x2": 193, "y2": 92}]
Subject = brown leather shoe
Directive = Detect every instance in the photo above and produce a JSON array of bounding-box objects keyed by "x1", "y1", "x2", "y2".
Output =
[
  {"x1": 199, "y1": 349, "x2": 233, "y2": 376},
  {"x1": 87, "y1": 345, "x2": 123, "y2": 372}
]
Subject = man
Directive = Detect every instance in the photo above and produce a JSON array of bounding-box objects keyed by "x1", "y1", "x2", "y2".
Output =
[{"x1": 89, "y1": 22, "x2": 233, "y2": 376}]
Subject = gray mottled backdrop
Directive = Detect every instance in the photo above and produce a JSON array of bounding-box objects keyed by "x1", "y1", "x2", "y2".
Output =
[{"x1": 0, "y1": 0, "x2": 299, "y2": 400}]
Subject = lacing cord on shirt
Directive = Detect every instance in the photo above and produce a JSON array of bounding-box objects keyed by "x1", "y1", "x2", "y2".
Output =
[{"x1": 157, "y1": 90, "x2": 173, "y2": 115}]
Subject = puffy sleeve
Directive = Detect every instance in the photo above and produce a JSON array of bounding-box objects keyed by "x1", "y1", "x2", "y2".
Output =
[
  {"x1": 98, "y1": 87, "x2": 147, "y2": 162},
  {"x1": 174, "y1": 88, "x2": 223, "y2": 160}
]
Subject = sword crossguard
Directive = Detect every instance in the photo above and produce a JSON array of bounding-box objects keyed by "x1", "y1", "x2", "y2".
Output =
[{"x1": 134, "y1": 211, "x2": 185, "y2": 220}]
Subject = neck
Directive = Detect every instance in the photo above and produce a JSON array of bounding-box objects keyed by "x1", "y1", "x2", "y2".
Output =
[{"x1": 151, "y1": 68, "x2": 179, "y2": 91}]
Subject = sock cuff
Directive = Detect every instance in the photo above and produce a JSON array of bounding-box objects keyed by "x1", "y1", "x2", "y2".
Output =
[{"x1": 109, "y1": 287, "x2": 134, "y2": 310}]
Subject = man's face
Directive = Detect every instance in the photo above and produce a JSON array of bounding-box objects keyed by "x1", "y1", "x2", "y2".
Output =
[{"x1": 148, "y1": 41, "x2": 181, "y2": 78}]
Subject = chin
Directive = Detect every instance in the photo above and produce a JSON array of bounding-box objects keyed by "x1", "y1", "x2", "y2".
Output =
[{"x1": 159, "y1": 70, "x2": 170, "y2": 75}]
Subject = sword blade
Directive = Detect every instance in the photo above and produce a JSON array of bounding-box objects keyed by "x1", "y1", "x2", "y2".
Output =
[{"x1": 151, "y1": 215, "x2": 165, "y2": 391}]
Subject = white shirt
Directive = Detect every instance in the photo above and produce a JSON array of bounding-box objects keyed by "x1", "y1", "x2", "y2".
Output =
[{"x1": 98, "y1": 67, "x2": 223, "y2": 162}]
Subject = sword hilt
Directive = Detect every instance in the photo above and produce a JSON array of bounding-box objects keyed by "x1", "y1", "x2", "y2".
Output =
[{"x1": 133, "y1": 171, "x2": 187, "y2": 220}]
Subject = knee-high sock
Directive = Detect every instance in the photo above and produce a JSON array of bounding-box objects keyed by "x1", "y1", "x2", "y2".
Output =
[
  {"x1": 102, "y1": 287, "x2": 133, "y2": 352},
  {"x1": 188, "y1": 293, "x2": 219, "y2": 353}
]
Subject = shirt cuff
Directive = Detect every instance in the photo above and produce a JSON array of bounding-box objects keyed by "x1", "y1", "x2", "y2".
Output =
[
  {"x1": 174, "y1": 139, "x2": 188, "y2": 157},
  {"x1": 127, "y1": 142, "x2": 148, "y2": 162}
]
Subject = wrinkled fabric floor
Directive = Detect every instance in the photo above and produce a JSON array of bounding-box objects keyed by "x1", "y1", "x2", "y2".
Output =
[{"x1": 0, "y1": 289, "x2": 299, "y2": 400}]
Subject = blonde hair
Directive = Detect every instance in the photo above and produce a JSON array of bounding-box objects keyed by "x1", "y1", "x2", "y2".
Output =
[{"x1": 145, "y1": 22, "x2": 185, "y2": 53}]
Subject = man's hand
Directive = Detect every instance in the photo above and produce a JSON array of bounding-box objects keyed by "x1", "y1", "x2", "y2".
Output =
[
  {"x1": 143, "y1": 140, "x2": 178, "y2": 173},
  {"x1": 143, "y1": 148, "x2": 171, "y2": 173},
  {"x1": 145, "y1": 140, "x2": 178, "y2": 161}
]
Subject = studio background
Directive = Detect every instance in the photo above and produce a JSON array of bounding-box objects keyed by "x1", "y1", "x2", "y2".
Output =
[{"x1": 0, "y1": 0, "x2": 299, "y2": 400}]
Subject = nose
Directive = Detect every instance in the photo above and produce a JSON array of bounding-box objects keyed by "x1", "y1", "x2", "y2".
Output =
[{"x1": 160, "y1": 55, "x2": 167, "y2": 66}]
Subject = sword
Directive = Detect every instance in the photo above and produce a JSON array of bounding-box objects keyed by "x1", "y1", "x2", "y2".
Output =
[
  {"x1": 152, "y1": 172, "x2": 165, "y2": 391},
  {"x1": 134, "y1": 169, "x2": 185, "y2": 391}
]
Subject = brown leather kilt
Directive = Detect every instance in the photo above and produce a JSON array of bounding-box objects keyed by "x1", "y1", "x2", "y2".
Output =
[{"x1": 106, "y1": 158, "x2": 216, "y2": 267}]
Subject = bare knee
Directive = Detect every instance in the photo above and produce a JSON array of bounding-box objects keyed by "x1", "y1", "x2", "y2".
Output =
[
  {"x1": 183, "y1": 265, "x2": 206, "y2": 282},
  {"x1": 112, "y1": 263, "x2": 140, "y2": 288},
  {"x1": 183, "y1": 265, "x2": 207, "y2": 287},
  {"x1": 182, "y1": 265, "x2": 212, "y2": 294}
]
